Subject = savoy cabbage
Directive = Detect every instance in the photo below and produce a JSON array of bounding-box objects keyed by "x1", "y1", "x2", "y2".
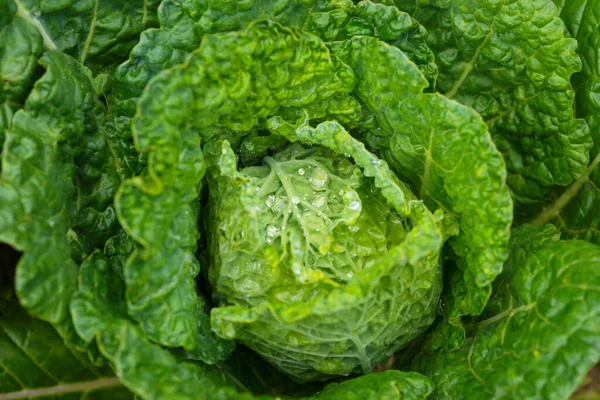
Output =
[{"x1": 0, "y1": 0, "x2": 599, "y2": 399}]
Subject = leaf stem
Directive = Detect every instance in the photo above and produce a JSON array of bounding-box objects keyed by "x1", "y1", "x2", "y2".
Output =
[
  {"x1": 531, "y1": 152, "x2": 600, "y2": 227},
  {"x1": 446, "y1": 29, "x2": 493, "y2": 99},
  {"x1": 14, "y1": 0, "x2": 57, "y2": 51},
  {"x1": 0, "y1": 377, "x2": 122, "y2": 399}
]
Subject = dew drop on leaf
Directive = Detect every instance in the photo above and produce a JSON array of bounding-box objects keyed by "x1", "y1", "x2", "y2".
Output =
[
  {"x1": 265, "y1": 195, "x2": 275, "y2": 208},
  {"x1": 309, "y1": 167, "x2": 328, "y2": 190},
  {"x1": 349, "y1": 200, "x2": 361, "y2": 211},
  {"x1": 313, "y1": 194, "x2": 326, "y2": 208}
]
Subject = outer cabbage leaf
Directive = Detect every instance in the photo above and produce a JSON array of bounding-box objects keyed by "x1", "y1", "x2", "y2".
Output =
[
  {"x1": 529, "y1": 1, "x2": 600, "y2": 243},
  {"x1": 194, "y1": 0, "x2": 436, "y2": 84},
  {"x1": 13, "y1": 0, "x2": 160, "y2": 74},
  {"x1": 559, "y1": 0, "x2": 600, "y2": 149},
  {"x1": 395, "y1": 0, "x2": 592, "y2": 203},
  {"x1": 0, "y1": 0, "x2": 161, "y2": 177},
  {"x1": 0, "y1": 0, "x2": 161, "y2": 255},
  {"x1": 0, "y1": 300, "x2": 131, "y2": 399},
  {"x1": 330, "y1": 36, "x2": 513, "y2": 320},
  {"x1": 0, "y1": 48, "x2": 139, "y2": 362},
  {"x1": 0, "y1": 51, "x2": 98, "y2": 331},
  {"x1": 115, "y1": 21, "x2": 355, "y2": 352},
  {"x1": 0, "y1": 0, "x2": 43, "y2": 153},
  {"x1": 414, "y1": 229, "x2": 600, "y2": 400},
  {"x1": 70, "y1": 250, "x2": 250, "y2": 400},
  {"x1": 300, "y1": 370, "x2": 433, "y2": 400},
  {"x1": 208, "y1": 120, "x2": 445, "y2": 380}
]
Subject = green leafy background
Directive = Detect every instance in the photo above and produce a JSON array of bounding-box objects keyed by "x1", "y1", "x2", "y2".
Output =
[{"x1": 1, "y1": 0, "x2": 599, "y2": 399}]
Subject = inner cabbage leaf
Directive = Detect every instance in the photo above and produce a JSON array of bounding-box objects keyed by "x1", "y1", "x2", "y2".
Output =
[{"x1": 207, "y1": 120, "x2": 447, "y2": 380}]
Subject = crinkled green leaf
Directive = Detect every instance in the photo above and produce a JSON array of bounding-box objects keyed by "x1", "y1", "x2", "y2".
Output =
[
  {"x1": 560, "y1": 0, "x2": 600, "y2": 149},
  {"x1": 195, "y1": 0, "x2": 437, "y2": 84},
  {"x1": 1, "y1": 0, "x2": 160, "y2": 254},
  {"x1": 395, "y1": 0, "x2": 592, "y2": 204},
  {"x1": 13, "y1": 0, "x2": 160, "y2": 74},
  {"x1": 0, "y1": 0, "x2": 161, "y2": 179},
  {"x1": 114, "y1": 0, "x2": 433, "y2": 116},
  {"x1": 414, "y1": 235, "x2": 600, "y2": 399},
  {"x1": 115, "y1": 21, "x2": 356, "y2": 352},
  {"x1": 301, "y1": 370, "x2": 433, "y2": 400},
  {"x1": 0, "y1": 49, "x2": 134, "y2": 362},
  {"x1": 528, "y1": 1, "x2": 600, "y2": 243},
  {"x1": 70, "y1": 251, "x2": 253, "y2": 400},
  {"x1": 208, "y1": 120, "x2": 445, "y2": 380},
  {"x1": 0, "y1": 300, "x2": 131, "y2": 399},
  {"x1": 0, "y1": 0, "x2": 43, "y2": 155},
  {"x1": 330, "y1": 36, "x2": 513, "y2": 319},
  {"x1": 0, "y1": 51, "x2": 96, "y2": 328}
]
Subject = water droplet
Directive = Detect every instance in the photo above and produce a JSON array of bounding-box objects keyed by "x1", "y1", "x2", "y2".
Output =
[
  {"x1": 349, "y1": 225, "x2": 360, "y2": 232},
  {"x1": 336, "y1": 159, "x2": 353, "y2": 175},
  {"x1": 349, "y1": 200, "x2": 361, "y2": 211},
  {"x1": 291, "y1": 196, "x2": 300, "y2": 204},
  {"x1": 265, "y1": 195, "x2": 275, "y2": 208},
  {"x1": 244, "y1": 141, "x2": 255, "y2": 151},
  {"x1": 266, "y1": 224, "x2": 280, "y2": 243},
  {"x1": 298, "y1": 168, "x2": 305, "y2": 176},
  {"x1": 313, "y1": 194, "x2": 326, "y2": 208},
  {"x1": 338, "y1": 190, "x2": 344, "y2": 196},
  {"x1": 372, "y1": 159, "x2": 381, "y2": 166},
  {"x1": 309, "y1": 167, "x2": 328, "y2": 191}
]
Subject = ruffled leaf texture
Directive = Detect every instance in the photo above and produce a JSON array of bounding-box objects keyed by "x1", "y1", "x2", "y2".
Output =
[
  {"x1": 109, "y1": 0, "x2": 436, "y2": 176},
  {"x1": 0, "y1": 51, "x2": 103, "y2": 339},
  {"x1": 0, "y1": 0, "x2": 161, "y2": 162},
  {"x1": 395, "y1": 0, "x2": 593, "y2": 204},
  {"x1": 529, "y1": 0, "x2": 600, "y2": 243}
]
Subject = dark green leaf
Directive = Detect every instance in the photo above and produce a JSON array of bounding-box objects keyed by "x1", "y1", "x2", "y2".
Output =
[
  {"x1": 414, "y1": 236, "x2": 600, "y2": 399},
  {"x1": 0, "y1": 300, "x2": 131, "y2": 399},
  {"x1": 530, "y1": 1, "x2": 600, "y2": 243},
  {"x1": 395, "y1": 0, "x2": 592, "y2": 204}
]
